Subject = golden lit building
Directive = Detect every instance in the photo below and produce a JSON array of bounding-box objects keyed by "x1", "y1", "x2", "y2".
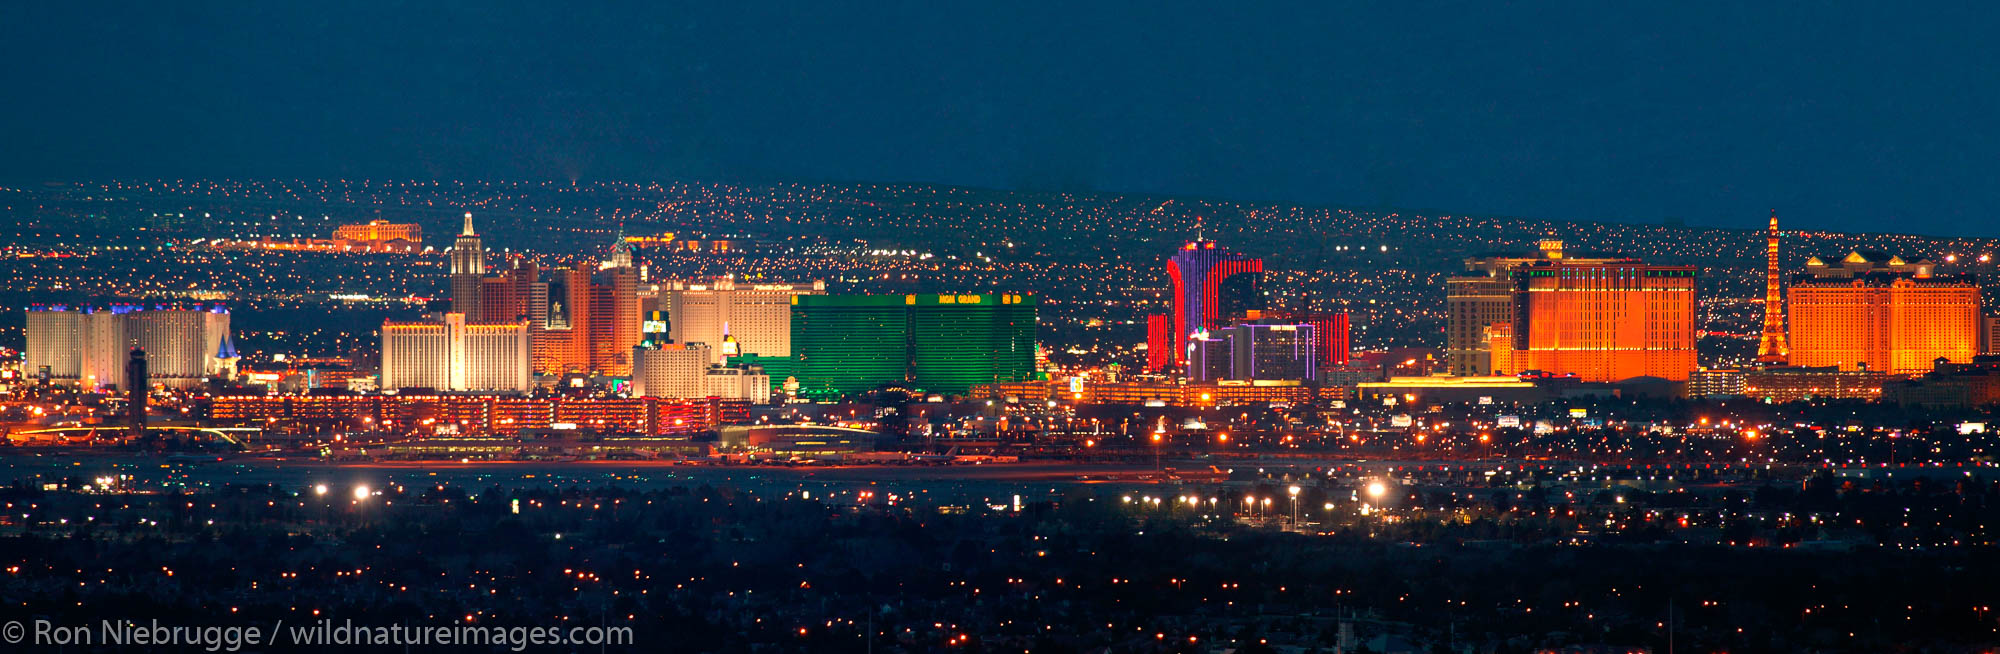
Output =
[
  {"x1": 470, "y1": 249, "x2": 641, "y2": 377},
  {"x1": 333, "y1": 220, "x2": 422, "y2": 250},
  {"x1": 1787, "y1": 251, "x2": 1978, "y2": 374},
  {"x1": 1448, "y1": 240, "x2": 1622, "y2": 375},
  {"x1": 1485, "y1": 259, "x2": 1698, "y2": 382},
  {"x1": 656, "y1": 277, "x2": 825, "y2": 364},
  {"x1": 380, "y1": 313, "x2": 531, "y2": 392}
]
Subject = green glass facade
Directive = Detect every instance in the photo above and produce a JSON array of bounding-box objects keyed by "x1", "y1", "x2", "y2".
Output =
[{"x1": 782, "y1": 294, "x2": 1037, "y2": 399}]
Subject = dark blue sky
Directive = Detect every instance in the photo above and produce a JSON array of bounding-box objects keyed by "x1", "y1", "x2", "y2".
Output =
[{"x1": 4, "y1": 3, "x2": 1994, "y2": 235}]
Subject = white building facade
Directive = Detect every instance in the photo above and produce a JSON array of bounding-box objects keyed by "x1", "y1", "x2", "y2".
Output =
[
  {"x1": 633, "y1": 343, "x2": 771, "y2": 402},
  {"x1": 658, "y1": 277, "x2": 824, "y2": 363},
  {"x1": 24, "y1": 305, "x2": 233, "y2": 390},
  {"x1": 380, "y1": 313, "x2": 531, "y2": 392}
]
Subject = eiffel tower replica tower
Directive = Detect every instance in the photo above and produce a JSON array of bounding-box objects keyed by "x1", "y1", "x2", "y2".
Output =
[{"x1": 1756, "y1": 210, "x2": 1790, "y2": 365}]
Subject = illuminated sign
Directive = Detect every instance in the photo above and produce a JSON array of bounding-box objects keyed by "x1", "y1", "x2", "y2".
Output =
[{"x1": 642, "y1": 320, "x2": 667, "y2": 333}]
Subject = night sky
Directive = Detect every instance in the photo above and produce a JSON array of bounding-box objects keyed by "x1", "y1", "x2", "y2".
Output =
[{"x1": 4, "y1": 3, "x2": 1994, "y2": 236}]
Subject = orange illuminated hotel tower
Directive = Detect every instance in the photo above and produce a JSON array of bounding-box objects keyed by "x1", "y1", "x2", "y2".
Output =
[
  {"x1": 1787, "y1": 250, "x2": 1978, "y2": 374},
  {"x1": 1484, "y1": 256, "x2": 1698, "y2": 382},
  {"x1": 447, "y1": 218, "x2": 641, "y2": 377},
  {"x1": 1755, "y1": 210, "x2": 1789, "y2": 363}
]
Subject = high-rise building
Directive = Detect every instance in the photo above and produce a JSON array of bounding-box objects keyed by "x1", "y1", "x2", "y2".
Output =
[
  {"x1": 1756, "y1": 210, "x2": 1790, "y2": 364},
  {"x1": 1226, "y1": 323, "x2": 1319, "y2": 381},
  {"x1": 380, "y1": 313, "x2": 532, "y2": 392},
  {"x1": 1144, "y1": 314, "x2": 1174, "y2": 371},
  {"x1": 24, "y1": 304, "x2": 235, "y2": 390},
  {"x1": 702, "y1": 366, "x2": 772, "y2": 404},
  {"x1": 125, "y1": 348, "x2": 147, "y2": 440},
  {"x1": 1248, "y1": 310, "x2": 1350, "y2": 368},
  {"x1": 468, "y1": 235, "x2": 641, "y2": 377},
  {"x1": 631, "y1": 343, "x2": 711, "y2": 399},
  {"x1": 587, "y1": 265, "x2": 640, "y2": 375},
  {"x1": 1187, "y1": 331, "x2": 1232, "y2": 382},
  {"x1": 1788, "y1": 251, "x2": 1978, "y2": 374},
  {"x1": 449, "y1": 212, "x2": 486, "y2": 318},
  {"x1": 632, "y1": 339, "x2": 774, "y2": 403},
  {"x1": 1447, "y1": 240, "x2": 1620, "y2": 376},
  {"x1": 1146, "y1": 239, "x2": 1262, "y2": 371},
  {"x1": 657, "y1": 277, "x2": 825, "y2": 363},
  {"x1": 789, "y1": 294, "x2": 1037, "y2": 398},
  {"x1": 518, "y1": 265, "x2": 640, "y2": 376},
  {"x1": 1485, "y1": 259, "x2": 1699, "y2": 382}
]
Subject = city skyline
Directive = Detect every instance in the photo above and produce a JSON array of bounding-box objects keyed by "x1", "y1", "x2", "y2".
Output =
[{"x1": 5, "y1": 6, "x2": 1999, "y2": 653}]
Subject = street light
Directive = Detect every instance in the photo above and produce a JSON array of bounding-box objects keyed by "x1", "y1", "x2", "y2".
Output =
[{"x1": 1287, "y1": 485, "x2": 1301, "y2": 526}]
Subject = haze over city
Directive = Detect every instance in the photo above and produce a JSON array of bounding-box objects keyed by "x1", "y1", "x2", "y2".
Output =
[{"x1": 6, "y1": 3, "x2": 1999, "y2": 235}]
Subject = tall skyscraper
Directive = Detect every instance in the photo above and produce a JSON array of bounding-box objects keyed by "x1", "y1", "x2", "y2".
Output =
[
  {"x1": 450, "y1": 212, "x2": 487, "y2": 318},
  {"x1": 1447, "y1": 240, "x2": 1620, "y2": 376},
  {"x1": 1146, "y1": 238, "x2": 1262, "y2": 371},
  {"x1": 125, "y1": 348, "x2": 147, "y2": 441},
  {"x1": 1788, "y1": 251, "x2": 1978, "y2": 373},
  {"x1": 587, "y1": 264, "x2": 640, "y2": 375},
  {"x1": 658, "y1": 277, "x2": 825, "y2": 363},
  {"x1": 1756, "y1": 210, "x2": 1790, "y2": 364},
  {"x1": 1253, "y1": 310, "x2": 1351, "y2": 368},
  {"x1": 1226, "y1": 323, "x2": 1318, "y2": 381},
  {"x1": 24, "y1": 304, "x2": 234, "y2": 390},
  {"x1": 468, "y1": 234, "x2": 642, "y2": 377},
  {"x1": 1485, "y1": 259, "x2": 1699, "y2": 382},
  {"x1": 1187, "y1": 331, "x2": 1232, "y2": 382},
  {"x1": 630, "y1": 341, "x2": 773, "y2": 402},
  {"x1": 1145, "y1": 314, "x2": 1174, "y2": 371},
  {"x1": 631, "y1": 343, "x2": 712, "y2": 399},
  {"x1": 789, "y1": 294, "x2": 1037, "y2": 398},
  {"x1": 380, "y1": 313, "x2": 532, "y2": 392}
]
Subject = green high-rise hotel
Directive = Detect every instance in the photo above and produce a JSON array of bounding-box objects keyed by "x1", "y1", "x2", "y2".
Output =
[{"x1": 755, "y1": 293, "x2": 1036, "y2": 399}]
